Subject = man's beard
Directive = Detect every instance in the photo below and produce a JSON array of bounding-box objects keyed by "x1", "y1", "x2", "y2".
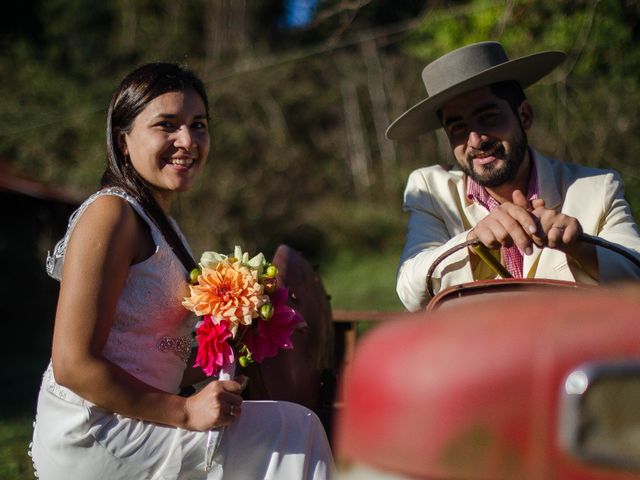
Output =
[{"x1": 462, "y1": 128, "x2": 528, "y2": 188}]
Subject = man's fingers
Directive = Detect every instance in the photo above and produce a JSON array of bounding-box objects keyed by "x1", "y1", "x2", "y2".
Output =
[
  {"x1": 472, "y1": 220, "x2": 507, "y2": 249},
  {"x1": 511, "y1": 190, "x2": 531, "y2": 210},
  {"x1": 534, "y1": 212, "x2": 582, "y2": 249},
  {"x1": 562, "y1": 221, "x2": 582, "y2": 244},
  {"x1": 546, "y1": 225, "x2": 564, "y2": 248},
  {"x1": 531, "y1": 198, "x2": 546, "y2": 209},
  {"x1": 475, "y1": 207, "x2": 534, "y2": 254},
  {"x1": 500, "y1": 203, "x2": 538, "y2": 244}
]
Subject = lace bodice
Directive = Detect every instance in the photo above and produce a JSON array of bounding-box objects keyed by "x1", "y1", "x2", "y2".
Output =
[{"x1": 46, "y1": 187, "x2": 196, "y2": 393}]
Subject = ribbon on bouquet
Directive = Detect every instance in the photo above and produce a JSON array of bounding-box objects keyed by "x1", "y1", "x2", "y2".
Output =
[{"x1": 204, "y1": 362, "x2": 236, "y2": 472}]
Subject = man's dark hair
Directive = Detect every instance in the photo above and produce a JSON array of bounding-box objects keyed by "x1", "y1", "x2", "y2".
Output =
[
  {"x1": 437, "y1": 80, "x2": 527, "y2": 126},
  {"x1": 489, "y1": 80, "x2": 527, "y2": 115}
]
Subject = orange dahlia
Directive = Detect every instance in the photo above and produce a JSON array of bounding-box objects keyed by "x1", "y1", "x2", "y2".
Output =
[{"x1": 182, "y1": 260, "x2": 268, "y2": 327}]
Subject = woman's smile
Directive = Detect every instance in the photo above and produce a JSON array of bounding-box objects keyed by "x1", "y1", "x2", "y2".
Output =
[{"x1": 167, "y1": 156, "x2": 195, "y2": 167}]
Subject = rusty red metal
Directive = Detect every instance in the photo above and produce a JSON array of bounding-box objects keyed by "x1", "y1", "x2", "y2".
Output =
[
  {"x1": 244, "y1": 244, "x2": 335, "y2": 412},
  {"x1": 427, "y1": 278, "x2": 598, "y2": 311},
  {"x1": 335, "y1": 283, "x2": 640, "y2": 479}
]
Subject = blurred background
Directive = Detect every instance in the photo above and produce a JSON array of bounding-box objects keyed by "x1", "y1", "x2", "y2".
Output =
[{"x1": 1, "y1": 0, "x2": 639, "y2": 477}]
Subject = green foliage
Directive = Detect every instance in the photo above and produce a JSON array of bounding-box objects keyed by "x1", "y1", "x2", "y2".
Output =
[
  {"x1": 406, "y1": 0, "x2": 507, "y2": 58},
  {"x1": 0, "y1": 418, "x2": 33, "y2": 480},
  {"x1": 1, "y1": 0, "x2": 640, "y2": 306},
  {"x1": 3, "y1": 5, "x2": 640, "y2": 473},
  {"x1": 2, "y1": 0, "x2": 640, "y2": 238},
  {"x1": 322, "y1": 247, "x2": 405, "y2": 311},
  {"x1": 402, "y1": 0, "x2": 640, "y2": 218}
]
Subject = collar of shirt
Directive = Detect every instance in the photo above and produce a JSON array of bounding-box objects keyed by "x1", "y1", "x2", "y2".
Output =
[{"x1": 466, "y1": 159, "x2": 540, "y2": 209}]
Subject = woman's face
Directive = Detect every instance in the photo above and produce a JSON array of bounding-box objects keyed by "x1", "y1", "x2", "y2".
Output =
[{"x1": 121, "y1": 89, "x2": 210, "y2": 209}]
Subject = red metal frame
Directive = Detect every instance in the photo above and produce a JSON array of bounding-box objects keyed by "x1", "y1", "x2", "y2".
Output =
[{"x1": 335, "y1": 282, "x2": 640, "y2": 479}]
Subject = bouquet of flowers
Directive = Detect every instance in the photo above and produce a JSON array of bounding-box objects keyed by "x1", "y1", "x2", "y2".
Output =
[{"x1": 182, "y1": 246, "x2": 303, "y2": 378}]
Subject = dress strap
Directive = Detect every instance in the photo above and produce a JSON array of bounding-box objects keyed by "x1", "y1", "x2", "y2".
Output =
[{"x1": 46, "y1": 187, "x2": 164, "y2": 281}]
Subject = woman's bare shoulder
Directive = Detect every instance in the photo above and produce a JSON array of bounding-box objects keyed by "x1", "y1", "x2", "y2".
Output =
[{"x1": 66, "y1": 193, "x2": 141, "y2": 263}]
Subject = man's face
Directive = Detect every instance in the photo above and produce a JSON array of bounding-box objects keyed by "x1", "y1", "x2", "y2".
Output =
[{"x1": 440, "y1": 86, "x2": 531, "y2": 188}]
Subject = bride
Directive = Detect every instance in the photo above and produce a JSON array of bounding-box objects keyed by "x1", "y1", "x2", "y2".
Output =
[{"x1": 30, "y1": 62, "x2": 333, "y2": 479}]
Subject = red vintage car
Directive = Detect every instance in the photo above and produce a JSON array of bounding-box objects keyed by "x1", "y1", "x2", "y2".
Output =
[
  {"x1": 334, "y1": 277, "x2": 640, "y2": 479},
  {"x1": 240, "y1": 242, "x2": 640, "y2": 478}
]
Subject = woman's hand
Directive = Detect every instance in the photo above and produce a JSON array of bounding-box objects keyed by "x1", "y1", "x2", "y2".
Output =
[{"x1": 183, "y1": 379, "x2": 244, "y2": 431}]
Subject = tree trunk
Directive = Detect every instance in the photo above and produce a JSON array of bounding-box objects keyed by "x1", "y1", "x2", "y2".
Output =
[
  {"x1": 341, "y1": 79, "x2": 371, "y2": 197},
  {"x1": 361, "y1": 38, "x2": 397, "y2": 194}
]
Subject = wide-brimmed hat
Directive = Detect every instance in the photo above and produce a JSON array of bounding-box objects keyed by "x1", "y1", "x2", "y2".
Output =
[{"x1": 385, "y1": 41, "x2": 565, "y2": 140}]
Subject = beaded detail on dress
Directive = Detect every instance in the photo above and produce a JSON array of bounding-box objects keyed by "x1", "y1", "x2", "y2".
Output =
[
  {"x1": 156, "y1": 334, "x2": 193, "y2": 364},
  {"x1": 27, "y1": 432, "x2": 38, "y2": 478}
]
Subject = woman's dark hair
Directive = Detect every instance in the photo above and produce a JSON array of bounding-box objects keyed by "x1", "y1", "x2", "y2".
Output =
[{"x1": 101, "y1": 62, "x2": 208, "y2": 273}]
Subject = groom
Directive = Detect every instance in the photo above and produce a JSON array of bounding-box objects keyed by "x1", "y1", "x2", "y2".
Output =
[{"x1": 388, "y1": 41, "x2": 640, "y2": 311}]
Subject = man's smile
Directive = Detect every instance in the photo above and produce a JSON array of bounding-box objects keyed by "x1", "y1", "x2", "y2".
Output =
[{"x1": 469, "y1": 143, "x2": 504, "y2": 165}]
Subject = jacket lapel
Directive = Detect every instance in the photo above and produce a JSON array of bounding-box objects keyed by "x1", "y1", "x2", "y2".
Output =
[
  {"x1": 459, "y1": 174, "x2": 490, "y2": 228},
  {"x1": 534, "y1": 150, "x2": 562, "y2": 211}
]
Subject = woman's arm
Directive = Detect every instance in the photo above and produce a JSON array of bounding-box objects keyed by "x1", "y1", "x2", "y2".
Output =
[
  {"x1": 51, "y1": 195, "x2": 242, "y2": 430},
  {"x1": 180, "y1": 349, "x2": 208, "y2": 388}
]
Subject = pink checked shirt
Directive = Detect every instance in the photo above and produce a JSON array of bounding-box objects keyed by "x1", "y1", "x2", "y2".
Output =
[{"x1": 466, "y1": 163, "x2": 539, "y2": 278}]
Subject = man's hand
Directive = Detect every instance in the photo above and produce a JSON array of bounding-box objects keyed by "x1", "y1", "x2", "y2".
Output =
[
  {"x1": 529, "y1": 199, "x2": 583, "y2": 250},
  {"x1": 467, "y1": 190, "x2": 597, "y2": 279},
  {"x1": 467, "y1": 190, "x2": 538, "y2": 255},
  {"x1": 529, "y1": 199, "x2": 597, "y2": 278}
]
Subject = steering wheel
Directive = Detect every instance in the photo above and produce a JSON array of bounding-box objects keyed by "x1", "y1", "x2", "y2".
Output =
[{"x1": 425, "y1": 234, "x2": 640, "y2": 298}]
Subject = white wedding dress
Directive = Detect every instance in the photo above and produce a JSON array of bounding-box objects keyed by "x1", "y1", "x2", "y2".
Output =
[{"x1": 30, "y1": 188, "x2": 333, "y2": 479}]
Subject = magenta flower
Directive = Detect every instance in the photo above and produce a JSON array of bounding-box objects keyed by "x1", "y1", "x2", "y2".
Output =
[
  {"x1": 194, "y1": 316, "x2": 235, "y2": 377},
  {"x1": 244, "y1": 288, "x2": 303, "y2": 363}
]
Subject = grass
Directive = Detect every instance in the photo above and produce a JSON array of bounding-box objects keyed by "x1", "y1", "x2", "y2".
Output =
[
  {"x1": 0, "y1": 418, "x2": 35, "y2": 480},
  {"x1": 320, "y1": 248, "x2": 404, "y2": 312},
  {"x1": 0, "y1": 247, "x2": 406, "y2": 479}
]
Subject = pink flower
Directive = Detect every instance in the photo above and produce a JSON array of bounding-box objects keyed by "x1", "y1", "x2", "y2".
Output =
[
  {"x1": 194, "y1": 316, "x2": 235, "y2": 377},
  {"x1": 244, "y1": 288, "x2": 303, "y2": 363}
]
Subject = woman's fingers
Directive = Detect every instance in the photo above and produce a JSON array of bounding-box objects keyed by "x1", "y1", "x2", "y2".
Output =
[{"x1": 185, "y1": 380, "x2": 243, "y2": 430}]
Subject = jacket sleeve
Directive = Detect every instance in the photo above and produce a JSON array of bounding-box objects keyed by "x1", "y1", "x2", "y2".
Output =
[
  {"x1": 594, "y1": 171, "x2": 640, "y2": 281},
  {"x1": 396, "y1": 169, "x2": 475, "y2": 311}
]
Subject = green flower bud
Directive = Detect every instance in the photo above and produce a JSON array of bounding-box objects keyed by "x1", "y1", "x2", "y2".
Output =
[
  {"x1": 265, "y1": 265, "x2": 278, "y2": 278},
  {"x1": 259, "y1": 303, "x2": 274, "y2": 321},
  {"x1": 237, "y1": 348, "x2": 253, "y2": 367},
  {"x1": 188, "y1": 267, "x2": 201, "y2": 284}
]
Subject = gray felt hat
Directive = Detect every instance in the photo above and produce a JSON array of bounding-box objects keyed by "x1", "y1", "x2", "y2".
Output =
[{"x1": 385, "y1": 41, "x2": 565, "y2": 140}]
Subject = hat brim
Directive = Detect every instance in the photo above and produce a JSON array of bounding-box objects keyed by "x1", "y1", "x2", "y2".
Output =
[{"x1": 385, "y1": 51, "x2": 566, "y2": 140}]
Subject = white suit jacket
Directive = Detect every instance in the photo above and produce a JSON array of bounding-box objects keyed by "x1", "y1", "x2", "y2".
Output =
[{"x1": 396, "y1": 150, "x2": 640, "y2": 311}]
